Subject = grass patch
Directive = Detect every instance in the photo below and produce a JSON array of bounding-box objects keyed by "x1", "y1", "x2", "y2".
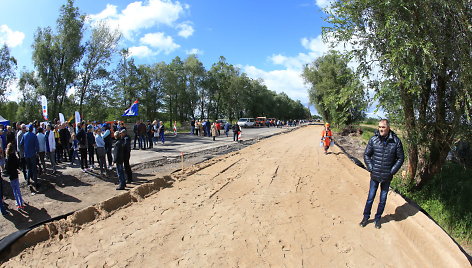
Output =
[{"x1": 391, "y1": 162, "x2": 472, "y2": 244}]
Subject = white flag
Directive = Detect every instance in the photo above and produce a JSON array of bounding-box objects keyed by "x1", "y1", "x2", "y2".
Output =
[
  {"x1": 59, "y1": 113, "x2": 65, "y2": 124},
  {"x1": 75, "y1": 111, "x2": 81, "y2": 125},
  {"x1": 41, "y1": 95, "x2": 48, "y2": 120}
]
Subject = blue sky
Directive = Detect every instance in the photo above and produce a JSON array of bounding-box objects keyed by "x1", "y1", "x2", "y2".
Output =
[{"x1": 0, "y1": 0, "x2": 382, "y2": 117}]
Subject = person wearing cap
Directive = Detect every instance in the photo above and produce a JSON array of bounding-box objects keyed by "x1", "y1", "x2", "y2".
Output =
[
  {"x1": 20, "y1": 124, "x2": 39, "y2": 188},
  {"x1": 359, "y1": 119, "x2": 404, "y2": 229},
  {"x1": 120, "y1": 129, "x2": 132, "y2": 183},
  {"x1": 320, "y1": 122, "x2": 334, "y2": 155}
]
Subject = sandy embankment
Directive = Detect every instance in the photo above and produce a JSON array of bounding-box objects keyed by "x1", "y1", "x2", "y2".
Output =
[{"x1": 1, "y1": 125, "x2": 469, "y2": 267}]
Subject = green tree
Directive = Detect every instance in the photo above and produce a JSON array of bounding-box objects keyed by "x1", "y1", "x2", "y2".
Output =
[
  {"x1": 77, "y1": 20, "x2": 121, "y2": 115},
  {"x1": 0, "y1": 44, "x2": 17, "y2": 103},
  {"x1": 17, "y1": 71, "x2": 41, "y2": 122},
  {"x1": 302, "y1": 50, "x2": 367, "y2": 126},
  {"x1": 32, "y1": 0, "x2": 85, "y2": 120},
  {"x1": 325, "y1": 0, "x2": 472, "y2": 187},
  {"x1": 184, "y1": 55, "x2": 206, "y2": 120}
]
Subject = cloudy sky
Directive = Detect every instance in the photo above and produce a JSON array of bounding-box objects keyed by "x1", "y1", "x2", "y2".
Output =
[{"x1": 1, "y1": 0, "x2": 382, "y2": 116}]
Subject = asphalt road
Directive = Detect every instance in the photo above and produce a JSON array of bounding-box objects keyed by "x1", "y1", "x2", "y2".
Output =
[{"x1": 127, "y1": 125, "x2": 299, "y2": 165}]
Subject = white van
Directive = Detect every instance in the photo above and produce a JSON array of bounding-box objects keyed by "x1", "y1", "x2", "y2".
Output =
[{"x1": 237, "y1": 118, "x2": 255, "y2": 128}]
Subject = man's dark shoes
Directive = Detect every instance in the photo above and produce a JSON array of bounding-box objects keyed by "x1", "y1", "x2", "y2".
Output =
[
  {"x1": 359, "y1": 218, "x2": 368, "y2": 227},
  {"x1": 116, "y1": 186, "x2": 125, "y2": 190},
  {"x1": 375, "y1": 220, "x2": 381, "y2": 229}
]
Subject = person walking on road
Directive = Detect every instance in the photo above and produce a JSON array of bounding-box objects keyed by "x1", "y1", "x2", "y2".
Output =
[
  {"x1": 232, "y1": 123, "x2": 241, "y2": 142},
  {"x1": 224, "y1": 122, "x2": 231, "y2": 137},
  {"x1": 211, "y1": 123, "x2": 217, "y2": 141},
  {"x1": 360, "y1": 119, "x2": 404, "y2": 229},
  {"x1": 320, "y1": 123, "x2": 334, "y2": 155}
]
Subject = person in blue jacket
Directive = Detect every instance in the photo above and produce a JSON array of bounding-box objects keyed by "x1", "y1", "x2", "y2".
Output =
[{"x1": 20, "y1": 124, "x2": 39, "y2": 188}]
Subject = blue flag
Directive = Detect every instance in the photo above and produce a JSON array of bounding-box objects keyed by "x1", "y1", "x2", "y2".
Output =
[{"x1": 122, "y1": 100, "x2": 139, "y2": 116}]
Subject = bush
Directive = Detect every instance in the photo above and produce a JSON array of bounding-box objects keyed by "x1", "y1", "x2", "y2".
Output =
[{"x1": 391, "y1": 162, "x2": 472, "y2": 243}]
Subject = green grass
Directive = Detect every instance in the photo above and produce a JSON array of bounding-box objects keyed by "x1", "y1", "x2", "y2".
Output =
[
  {"x1": 391, "y1": 162, "x2": 472, "y2": 244},
  {"x1": 360, "y1": 125, "x2": 376, "y2": 144}
]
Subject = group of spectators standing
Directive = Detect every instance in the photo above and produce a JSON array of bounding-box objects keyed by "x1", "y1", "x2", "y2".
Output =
[
  {"x1": 0, "y1": 120, "x2": 135, "y2": 214},
  {"x1": 190, "y1": 120, "x2": 240, "y2": 142},
  {"x1": 133, "y1": 120, "x2": 166, "y2": 150}
]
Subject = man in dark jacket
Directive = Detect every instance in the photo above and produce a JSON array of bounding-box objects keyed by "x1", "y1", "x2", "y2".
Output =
[
  {"x1": 120, "y1": 129, "x2": 133, "y2": 183},
  {"x1": 113, "y1": 131, "x2": 126, "y2": 190},
  {"x1": 137, "y1": 120, "x2": 146, "y2": 150},
  {"x1": 360, "y1": 119, "x2": 404, "y2": 229},
  {"x1": 232, "y1": 124, "x2": 241, "y2": 142},
  {"x1": 76, "y1": 122, "x2": 88, "y2": 172}
]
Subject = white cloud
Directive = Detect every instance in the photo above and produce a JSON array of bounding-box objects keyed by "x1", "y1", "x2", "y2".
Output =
[
  {"x1": 89, "y1": 0, "x2": 188, "y2": 39},
  {"x1": 185, "y1": 48, "x2": 202, "y2": 55},
  {"x1": 129, "y1": 45, "x2": 155, "y2": 58},
  {"x1": 140, "y1": 32, "x2": 180, "y2": 54},
  {"x1": 241, "y1": 33, "x2": 359, "y2": 106},
  {"x1": 0, "y1": 25, "x2": 25, "y2": 47},
  {"x1": 243, "y1": 65, "x2": 310, "y2": 103},
  {"x1": 315, "y1": 0, "x2": 334, "y2": 10},
  {"x1": 177, "y1": 22, "x2": 194, "y2": 38}
]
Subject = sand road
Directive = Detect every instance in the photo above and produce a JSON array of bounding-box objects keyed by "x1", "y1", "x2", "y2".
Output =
[{"x1": 2, "y1": 125, "x2": 469, "y2": 267}]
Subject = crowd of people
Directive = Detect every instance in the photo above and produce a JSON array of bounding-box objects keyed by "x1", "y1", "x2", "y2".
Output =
[
  {"x1": 0, "y1": 120, "x2": 135, "y2": 214},
  {"x1": 0, "y1": 117, "x2": 305, "y2": 215}
]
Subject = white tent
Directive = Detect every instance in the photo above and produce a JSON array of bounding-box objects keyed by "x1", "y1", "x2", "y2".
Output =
[{"x1": 0, "y1": 115, "x2": 10, "y2": 126}]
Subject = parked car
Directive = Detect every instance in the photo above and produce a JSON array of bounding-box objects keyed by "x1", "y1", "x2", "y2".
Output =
[
  {"x1": 237, "y1": 118, "x2": 255, "y2": 128},
  {"x1": 255, "y1": 117, "x2": 267, "y2": 127}
]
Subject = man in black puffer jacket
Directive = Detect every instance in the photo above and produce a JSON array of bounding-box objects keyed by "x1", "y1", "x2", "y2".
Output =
[{"x1": 360, "y1": 119, "x2": 404, "y2": 229}]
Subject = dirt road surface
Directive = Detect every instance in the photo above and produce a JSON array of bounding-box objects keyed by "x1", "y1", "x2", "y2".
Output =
[{"x1": 2, "y1": 125, "x2": 469, "y2": 267}]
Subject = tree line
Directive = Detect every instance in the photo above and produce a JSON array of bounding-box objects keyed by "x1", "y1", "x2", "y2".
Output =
[{"x1": 0, "y1": 0, "x2": 310, "y2": 125}]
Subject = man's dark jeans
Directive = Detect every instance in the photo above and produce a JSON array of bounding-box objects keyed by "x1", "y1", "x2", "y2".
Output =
[
  {"x1": 116, "y1": 163, "x2": 126, "y2": 188},
  {"x1": 363, "y1": 178, "x2": 391, "y2": 221},
  {"x1": 25, "y1": 157, "x2": 38, "y2": 185}
]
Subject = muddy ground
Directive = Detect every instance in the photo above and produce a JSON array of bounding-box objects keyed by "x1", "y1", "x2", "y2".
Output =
[{"x1": 1, "y1": 125, "x2": 469, "y2": 267}]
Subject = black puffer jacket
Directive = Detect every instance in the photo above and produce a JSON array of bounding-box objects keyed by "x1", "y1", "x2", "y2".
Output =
[{"x1": 364, "y1": 130, "x2": 404, "y2": 182}]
